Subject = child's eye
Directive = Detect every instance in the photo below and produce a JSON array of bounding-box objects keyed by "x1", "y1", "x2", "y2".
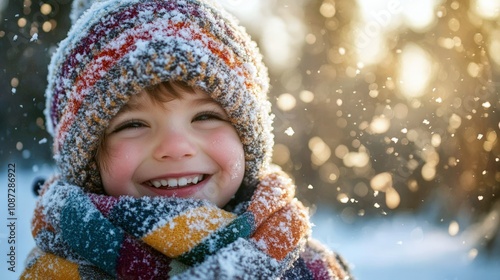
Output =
[
  {"x1": 111, "y1": 120, "x2": 147, "y2": 133},
  {"x1": 193, "y1": 111, "x2": 228, "y2": 122}
]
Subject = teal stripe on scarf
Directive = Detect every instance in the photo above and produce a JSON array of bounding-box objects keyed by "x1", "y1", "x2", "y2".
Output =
[
  {"x1": 61, "y1": 191, "x2": 125, "y2": 276},
  {"x1": 178, "y1": 212, "x2": 255, "y2": 265},
  {"x1": 108, "y1": 196, "x2": 206, "y2": 237}
]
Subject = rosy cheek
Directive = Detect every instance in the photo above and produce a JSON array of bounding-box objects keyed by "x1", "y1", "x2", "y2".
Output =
[
  {"x1": 102, "y1": 141, "x2": 141, "y2": 183},
  {"x1": 209, "y1": 129, "x2": 238, "y2": 151},
  {"x1": 209, "y1": 129, "x2": 245, "y2": 176}
]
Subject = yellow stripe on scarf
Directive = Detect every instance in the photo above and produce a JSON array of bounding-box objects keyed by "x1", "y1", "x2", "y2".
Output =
[
  {"x1": 20, "y1": 253, "x2": 80, "y2": 280},
  {"x1": 143, "y1": 206, "x2": 235, "y2": 257}
]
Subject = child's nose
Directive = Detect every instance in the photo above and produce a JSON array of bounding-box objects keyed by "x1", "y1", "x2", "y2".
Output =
[{"x1": 153, "y1": 127, "x2": 197, "y2": 160}]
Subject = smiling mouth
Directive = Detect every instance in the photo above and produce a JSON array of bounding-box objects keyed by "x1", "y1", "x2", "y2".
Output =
[{"x1": 145, "y1": 174, "x2": 206, "y2": 189}]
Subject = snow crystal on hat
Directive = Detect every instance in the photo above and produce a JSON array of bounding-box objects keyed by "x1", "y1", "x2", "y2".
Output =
[
  {"x1": 45, "y1": 0, "x2": 273, "y2": 193},
  {"x1": 70, "y1": 0, "x2": 102, "y2": 24}
]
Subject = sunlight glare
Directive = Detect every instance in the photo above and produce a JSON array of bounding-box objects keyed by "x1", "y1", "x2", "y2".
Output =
[
  {"x1": 354, "y1": 0, "x2": 402, "y2": 64},
  {"x1": 473, "y1": 0, "x2": 500, "y2": 20},
  {"x1": 398, "y1": 44, "x2": 433, "y2": 98},
  {"x1": 401, "y1": 0, "x2": 440, "y2": 32},
  {"x1": 261, "y1": 16, "x2": 294, "y2": 70},
  {"x1": 354, "y1": 0, "x2": 440, "y2": 64},
  {"x1": 354, "y1": 32, "x2": 386, "y2": 65},
  {"x1": 489, "y1": 30, "x2": 500, "y2": 67}
]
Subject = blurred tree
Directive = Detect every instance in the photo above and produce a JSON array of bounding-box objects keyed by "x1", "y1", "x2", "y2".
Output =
[{"x1": 0, "y1": 0, "x2": 71, "y2": 170}]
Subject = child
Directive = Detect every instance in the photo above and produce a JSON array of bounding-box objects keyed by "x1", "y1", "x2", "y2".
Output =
[{"x1": 22, "y1": 0, "x2": 352, "y2": 279}]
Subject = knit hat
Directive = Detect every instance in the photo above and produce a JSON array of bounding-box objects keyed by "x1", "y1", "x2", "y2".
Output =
[{"x1": 45, "y1": 0, "x2": 273, "y2": 193}]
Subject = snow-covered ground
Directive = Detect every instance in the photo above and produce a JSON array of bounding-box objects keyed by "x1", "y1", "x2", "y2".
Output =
[
  {"x1": 312, "y1": 208, "x2": 500, "y2": 279},
  {"x1": 1, "y1": 168, "x2": 498, "y2": 279}
]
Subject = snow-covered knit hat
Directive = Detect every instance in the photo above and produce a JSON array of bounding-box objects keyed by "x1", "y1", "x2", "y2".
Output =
[{"x1": 45, "y1": 0, "x2": 273, "y2": 193}]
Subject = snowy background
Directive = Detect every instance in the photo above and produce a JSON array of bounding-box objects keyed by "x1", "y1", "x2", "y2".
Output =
[{"x1": 1, "y1": 0, "x2": 500, "y2": 279}]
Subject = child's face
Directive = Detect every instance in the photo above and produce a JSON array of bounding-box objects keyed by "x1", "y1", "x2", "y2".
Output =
[{"x1": 98, "y1": 85, "x2": 245, "y2": 207}]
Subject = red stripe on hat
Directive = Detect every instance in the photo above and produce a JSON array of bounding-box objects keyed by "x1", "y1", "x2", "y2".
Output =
[
  {"x1": 55, "y1": 32, "x2": 142, "y2": 153},
  {"x1": 56, "y1": 20, "x2": 247, "y2": 152}
]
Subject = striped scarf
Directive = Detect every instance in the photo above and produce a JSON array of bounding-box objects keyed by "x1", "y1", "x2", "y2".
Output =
[{"x1": 21, "y1": 171, "x2": 312, "y2": 279}]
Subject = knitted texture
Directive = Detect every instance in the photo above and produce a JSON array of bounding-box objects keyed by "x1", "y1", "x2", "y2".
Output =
[
  {"x1": 45, "y1": 0, "x2": 273, "y2": 193},
  {"x1": 20, "y1": 172, "x2": 345, "y2": 279}
]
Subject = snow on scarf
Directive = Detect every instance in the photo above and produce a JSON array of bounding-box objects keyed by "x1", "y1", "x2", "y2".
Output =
[{"x1": 21, "y1": 172, "x2": 314, "y2": 279}]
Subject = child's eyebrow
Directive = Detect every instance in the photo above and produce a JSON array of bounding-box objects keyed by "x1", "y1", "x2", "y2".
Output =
[
  {"x1": 117, "y1": 94, "x2": 222, "y2": 115},
  {"x1": 118, "y1": 99, "x2": 145, "y2": 113},
  {"x1": 191, "y1": 96, "x2": 222, "y2": 107}
]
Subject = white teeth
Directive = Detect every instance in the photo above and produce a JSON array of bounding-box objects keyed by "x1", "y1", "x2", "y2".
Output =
[
  {"x1": 149, "y1": 175, "x2": 204, "y2": 188},
  {"x1": 168, "y1": 178, "x2": 178, "y2": 187},
  {"x1": 152, "y1": 181, "x2": 162, "y2": 188},
  {"x1": 178, "y1": 177, "x2": 188, "y2": 187}
]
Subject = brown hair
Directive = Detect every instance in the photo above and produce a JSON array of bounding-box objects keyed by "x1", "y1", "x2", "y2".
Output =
[{"x1": 144, "y1": 81, "x2": 196, "y2": 103}]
